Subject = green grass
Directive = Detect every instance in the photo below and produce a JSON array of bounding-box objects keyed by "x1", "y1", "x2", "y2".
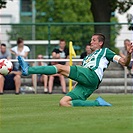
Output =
[{"x1": 0, "y1": 94, "x2": 133, "y2": 133}]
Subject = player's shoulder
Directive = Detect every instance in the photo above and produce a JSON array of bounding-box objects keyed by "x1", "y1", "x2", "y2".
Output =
[{"x1": 103, "y1": 47, "x2": 115, "y2": 53}]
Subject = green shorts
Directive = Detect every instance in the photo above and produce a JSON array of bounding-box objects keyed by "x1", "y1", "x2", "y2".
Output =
[{"x1": 66, "y1": 66, "x2": 100, "y2": 100}]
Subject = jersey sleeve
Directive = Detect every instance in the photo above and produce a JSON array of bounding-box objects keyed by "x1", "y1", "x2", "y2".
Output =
[
  {"x1": 106, "y1": 48, "x2": 116, "y2": 61},
  {"x1": 106, "y1": 48, "x2": 121, "y2": 63}
]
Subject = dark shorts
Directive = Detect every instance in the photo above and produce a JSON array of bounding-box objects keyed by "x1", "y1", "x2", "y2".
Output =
[
  {"x1": 4, "y1": 74, "x2": 15, "y2": 90},
  {"x1": 66, "y1": 66, "x2": 100, "y2": 100},
  {"x1": 127, "y1": 61, "x2": 133, "y2": 69}
]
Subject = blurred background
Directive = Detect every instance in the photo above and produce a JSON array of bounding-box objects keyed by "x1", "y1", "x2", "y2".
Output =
[
  {"x1": 0, "y1": 0, "x2": 133, "y2": 58},
  {"x1": 0, "y1": 0, "x2": 133, "y2": 94}
]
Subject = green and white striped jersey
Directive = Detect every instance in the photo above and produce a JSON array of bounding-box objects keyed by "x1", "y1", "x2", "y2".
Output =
[{"x1": 82, "y1": 48, "x2": 120, "y2": 81}]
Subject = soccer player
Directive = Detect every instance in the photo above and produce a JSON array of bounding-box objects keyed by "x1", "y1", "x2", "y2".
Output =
[{"x1": 17, "y1": 33, "x2": 133, "y2": 107}]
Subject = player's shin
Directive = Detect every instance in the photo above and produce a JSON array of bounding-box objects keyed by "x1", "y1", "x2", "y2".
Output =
[
  {"x1": 28, "y1": 65, "x2": 58, "y2": 75},
  {"x1": 71, "y1": 100, "x2": 99, "y2": 106}
]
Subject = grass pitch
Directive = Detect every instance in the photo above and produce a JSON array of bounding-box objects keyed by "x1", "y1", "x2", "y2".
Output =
[{"x1": 0, "y1": 94, "x2": 133, "y2": 133}]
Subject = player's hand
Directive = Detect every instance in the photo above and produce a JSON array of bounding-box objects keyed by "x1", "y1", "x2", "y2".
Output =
[{"x1": 126, "y1": 42, "x2": 133, "y2": 54}]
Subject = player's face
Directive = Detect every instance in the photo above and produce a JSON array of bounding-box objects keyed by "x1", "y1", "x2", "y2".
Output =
[
  {"x1": 90, "y1": 35, "x2": 102, "y2": 51},
  {"x1": 59, "y1": 41, "x2": 66, "y2": 49}
]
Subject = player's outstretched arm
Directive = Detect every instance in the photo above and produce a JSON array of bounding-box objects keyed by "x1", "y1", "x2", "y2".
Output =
[{"x1": 119, "y1": 43, "x2": 133, "y2": 66}]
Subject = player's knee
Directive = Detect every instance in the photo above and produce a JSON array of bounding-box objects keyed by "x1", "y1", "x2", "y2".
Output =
[
  {"x1": 59, "y1": 99, "x2": 67, "y2": 106},
  {"x1": 59, "y1": 96, "x2": 72, "y2": 107}
]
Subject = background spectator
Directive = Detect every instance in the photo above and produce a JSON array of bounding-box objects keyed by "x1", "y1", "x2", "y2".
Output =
[
  {"x1": 119, "y1": 39, "x2": 133, "y2": 77},
  {"x1": 0, "y1": 67, "x2": 21, "y2": 95},
  {"x1": 79, "y1": 44, "x2": 91, "y2": 65},
  {"x1": 10, "y1": 37, "x2": 30, "y2": 70},
  {"x1": 0, "y1": 43, "x2": 21, "y2": 94},
  {"x1": 32, "y1": 54, "x2": 48, "y2": 93},
  {"x1": 80, "y1": 44, "x2": 91, "y2": 59},
  {"x1": 0, "y1": 43, "x2": 11, "y2": 59},
  {"x1": 48, "y1": 39, "x2": 69, "y2": 94}
]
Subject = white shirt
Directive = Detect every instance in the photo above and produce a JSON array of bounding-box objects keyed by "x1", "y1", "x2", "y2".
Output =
[{"x1": 11, "y1": 45, "x2": 30, "y2": 59}]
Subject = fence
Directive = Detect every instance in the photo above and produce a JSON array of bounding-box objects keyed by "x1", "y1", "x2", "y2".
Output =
[
  {"x1": 0, "y1": 22, "x2": 133, "y2": 58},
  {"x1": 1, "y1": 22, "x2": 133, "y2": 94}
]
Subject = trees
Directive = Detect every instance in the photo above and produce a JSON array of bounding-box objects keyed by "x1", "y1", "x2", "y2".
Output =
[
  {"x1": 90, "y1": 0, "x2": 132, "y2": 47},
  {"x1": 0, "y1": 0, "x2": 12, "y2": 9},
  {"x1": 7, "y1": 0, "x2": 132, "y2": 55},
  {"x1": 36, "y1": 0, "x2": 93, "y2": 52}
]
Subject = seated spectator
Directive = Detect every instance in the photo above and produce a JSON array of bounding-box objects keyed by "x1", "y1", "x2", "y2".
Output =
[
  {"x1": 0, "y1": 43, "x2": 21, "y2": 95},
  {"x1": 119, "y1": 39, "x2": 133, "y2": 77},
  {"x1": 79, "y1": 44, "x2": 91, "y2": 65},
  {"x1": 32, "y1": 54, "x2": 48, "y2": 93},
  {"x1": 80, "y1": 44, "x2": 91, "y2": 59},
  {"x1": 0, "y1": 67, "x2": 21, "y2": 95},
  {"x1": 48, "y1": 39, "x2": 69, "y2": 94},
  {"x1": 0, "y1": 43, "x2": 11, "y2": 59},
  {"x1": 48, "y1": 74, "x2": 66, "y2": 94},
  {"x1": 10, "y1": 37, "x2": 30, "y2": 70}
]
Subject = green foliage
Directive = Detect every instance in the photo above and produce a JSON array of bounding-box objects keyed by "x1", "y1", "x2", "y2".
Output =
[
  {"x1": 115, "y1": 0, "x2": 133, "y2": 14},
  {"x1": 36, "y1": 0, "x2": 92, "y2": 22},
  {"x1": 0, "y1": 0, "x2": 7, "y2": 9},
  {"x1": 0, "y1": 0, "x2": 13, "y2": 9},
  {"x1": 36, "y1": 0, "x2": 94, "y2": 54},
  {"x1": 8, "y1": 0, "x2": 132, "y2": 56},
  {"x1": 110, "y1": 17, "x2": 121, "y2": 54}
]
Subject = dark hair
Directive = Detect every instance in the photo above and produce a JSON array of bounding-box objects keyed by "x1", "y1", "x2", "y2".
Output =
[
  {"x1": 1, "y1": 43, "x2": 6, "y2": 47},
  {"x1": 124, "y1": 39, "x2": 130, "y2": 43},
  {"x1": 17, "y1": 37, "x2": 23, "y2": 44},
  {"x1": 93, "y1": 33, "x2": 105, "y2": 47},
  {"x1": 60, "y1": 39, "x2": 66, "y2": 42},
  {"x1": 86, "y1": 44, "x2": 90, "y2": 47}
]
